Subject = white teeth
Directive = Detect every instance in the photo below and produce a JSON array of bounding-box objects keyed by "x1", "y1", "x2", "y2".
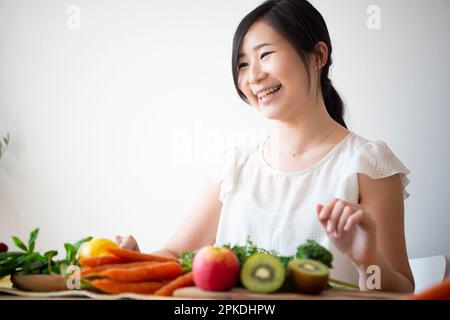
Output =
[{"x1": 257, "y1": 85, "x2": 282, "y2": 99}]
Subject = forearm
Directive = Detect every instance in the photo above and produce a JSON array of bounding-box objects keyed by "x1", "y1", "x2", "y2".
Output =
[
  {"x1": 151, "y1": 248, "x2": 179, "y2": 259},
  {"x1": 356, "y1": 251, "x2": 414, "y2": 293}
]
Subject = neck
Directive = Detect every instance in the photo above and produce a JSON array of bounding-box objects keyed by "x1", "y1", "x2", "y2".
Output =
[{"x1": 269, "y1": 97, "x2": 342, "y2": 155}]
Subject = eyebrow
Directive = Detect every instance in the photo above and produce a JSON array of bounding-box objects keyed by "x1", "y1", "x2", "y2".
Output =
[{"x1": 238, "y1": 43, "x2": 274, "y2": 59}]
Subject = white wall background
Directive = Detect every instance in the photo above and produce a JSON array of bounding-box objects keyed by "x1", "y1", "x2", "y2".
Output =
[{"x1": 1, "y1": 0, "x2": 449, "y2": 265}]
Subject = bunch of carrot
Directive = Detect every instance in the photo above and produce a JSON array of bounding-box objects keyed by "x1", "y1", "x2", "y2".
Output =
[
  {"x1": 79, "y1": 247, "x2": 193, "y2": 296},
  {"x1": 403, "y1": 277, "x2": 450, "y2": 300}
]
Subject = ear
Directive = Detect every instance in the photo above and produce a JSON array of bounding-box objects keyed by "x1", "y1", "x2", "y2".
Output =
[{"x1": 314, "y1": 41, "x2": 329, "y2": 70}]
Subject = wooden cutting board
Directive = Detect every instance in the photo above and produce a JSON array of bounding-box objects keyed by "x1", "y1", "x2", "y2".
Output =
[{"x1": 173, "y1": 286, "x2": 404, "y2": 300}]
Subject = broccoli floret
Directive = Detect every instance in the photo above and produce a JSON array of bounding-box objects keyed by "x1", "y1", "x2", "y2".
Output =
[
  {"x1": 295, "y1": 240, "x2": 333, "y2": 268},
  {"x1": 179, "y1": 250, "x2": 196, "y2": 273}
]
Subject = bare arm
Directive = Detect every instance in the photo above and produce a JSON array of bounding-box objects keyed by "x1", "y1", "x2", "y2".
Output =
[
  {"x1": 157, "y1": 179, "x2": 223, "y2": 258},
  {"x1": 118, "y1": 179, "x2": 223, "y2": 259},
  {"x1": 357, "y1": 173, "x2": 415, "y2": 292}
]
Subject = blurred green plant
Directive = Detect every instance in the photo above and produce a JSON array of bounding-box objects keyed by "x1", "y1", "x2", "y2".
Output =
[
  {"x1": 0, "y1": 228, "x2": 93, "y2": 278},
  {"x1": 0, "y1": 133, "x2": 10, "y2": 159}
]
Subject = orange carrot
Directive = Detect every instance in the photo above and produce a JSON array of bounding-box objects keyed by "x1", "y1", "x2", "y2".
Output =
[
  {"x1": 81, "y1": 261, "x2": 159, "y2": 278},
  {"x1": 106, "y1": 247, "x2": 178, "y2": 263},
  {"x1": 79, "y1": 255, "x2": 125, "y2": 267},
  {"x1": 98, "y1": 262, "x2": 183, "y2": 282},
  {"x1": 154, "y1": 272, "x2": 194, "y2": 296},
  {"x1": 90, "y1": 279, "x2": 169, "y2": 294},
  {"x1": 404, "y1": 277, "x2": 450, "y2": 300}
]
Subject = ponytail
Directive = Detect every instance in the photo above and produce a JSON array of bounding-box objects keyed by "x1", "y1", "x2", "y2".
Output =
[{"x1": 321, "y1": 77, "x2": 347, "y2": 128}]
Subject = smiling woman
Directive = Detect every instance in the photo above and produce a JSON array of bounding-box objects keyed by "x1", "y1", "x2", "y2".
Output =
[
  {"x1": 117, "y1": 0, "x2": 415, "y2": 293},
  {"x1": 231, "y1": 1, "x2": 344, "y2": 127}
]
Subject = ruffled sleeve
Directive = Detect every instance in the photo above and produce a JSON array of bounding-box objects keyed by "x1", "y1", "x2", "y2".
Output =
[
  {"x1": 206, "y1": 146, "x2": 240, "y2": 203},
  {"x1": 342, "y1": 140, "x2": 411, "y2": 201}
]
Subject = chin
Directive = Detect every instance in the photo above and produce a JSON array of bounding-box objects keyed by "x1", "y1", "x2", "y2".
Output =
[{"x1": 258, "y1": 104, "x2": 290, "y2": 121}]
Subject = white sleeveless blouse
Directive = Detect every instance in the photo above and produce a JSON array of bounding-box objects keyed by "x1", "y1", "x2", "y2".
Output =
[{"x1": 209, "y1": 130, "x2": 411, "y2": 285}]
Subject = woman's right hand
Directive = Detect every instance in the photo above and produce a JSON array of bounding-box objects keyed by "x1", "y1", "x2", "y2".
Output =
[{"x1": 115, "y1": 235, "x2": 140, "y2": 252}]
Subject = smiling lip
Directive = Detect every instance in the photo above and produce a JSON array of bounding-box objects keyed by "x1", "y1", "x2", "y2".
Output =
[
  {"x1": 254, "y1": 84, "x2": 282, "y2": 98},
  {"x1": 259, "y1": 85, "x2": 282, "y2": 107}
]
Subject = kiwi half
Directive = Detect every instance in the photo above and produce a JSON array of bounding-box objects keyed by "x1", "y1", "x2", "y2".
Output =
[
  {"x1": 288, "y1": 258, "x2": 329, "y2": 294},
  {"x1": 240, "y1": 253, "x2": 286, "y2": 293}
]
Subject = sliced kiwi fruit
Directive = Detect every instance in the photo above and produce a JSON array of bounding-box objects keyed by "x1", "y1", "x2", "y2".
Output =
[
  {"x1": 288, "y1": 258, "x2": 329, "y2": 294},
  {"x1": 240, "y1": 252, "x2": 286, "y2": 293}
]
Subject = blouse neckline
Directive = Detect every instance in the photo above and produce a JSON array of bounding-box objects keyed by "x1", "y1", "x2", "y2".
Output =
[{"x1": 259, "y1": 130, "x2": 354, "y2": 176}]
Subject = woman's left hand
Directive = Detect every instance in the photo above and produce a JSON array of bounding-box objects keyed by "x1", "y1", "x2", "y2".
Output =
[{"x1": 316, "y1": 198, "x2": 379, "y2": 268}]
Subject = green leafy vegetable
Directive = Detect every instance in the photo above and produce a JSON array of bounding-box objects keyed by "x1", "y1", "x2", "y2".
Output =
[
  {"x1": 12, "y1": 236, "x2": 28, "y2": 252},
  {"x1": 27, "y1": 228, "x2": 39, "y2": 253},
  {"x1": 64, "y1": 243, "x2": 75, "y2": 263},
  {"x1": 223, "y1": 235, "x2": 293, "y2": 268},
  {"x1": 64, "y1": 236, "x2": 92, "y2": 264},
  {"x1": 0, "y1": 228, "x2": 92, "y2": 279},
  {"x1": 179, "y1": 250, "x2": 196, "y2": 273},
  {"x1": 44, "y1": 250, "x2": 58, "y2": 260},
  {"x1": 296, "y1": 240, "x2": 333, "y2": 268}
]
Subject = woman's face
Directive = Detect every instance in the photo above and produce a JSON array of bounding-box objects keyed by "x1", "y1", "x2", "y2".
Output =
[{"x1": 237, "y1": 20, "x2": 318, "y2": 121}]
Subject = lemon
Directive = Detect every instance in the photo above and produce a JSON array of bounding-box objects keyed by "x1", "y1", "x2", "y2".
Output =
[{"x1": 78, "y1": 238, "x2": 118, "y2": 259}]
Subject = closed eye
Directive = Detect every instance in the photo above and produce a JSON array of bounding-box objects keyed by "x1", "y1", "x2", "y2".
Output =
[
  {"x1": 260, "y1": 51, "x2": 275, "y2": 59},
  {"x1": 238, "y1": 51, "x2": 275, "y2": 70},
  {"x1": 238, "y1": 62, "x2": 248, "y2": 70}
]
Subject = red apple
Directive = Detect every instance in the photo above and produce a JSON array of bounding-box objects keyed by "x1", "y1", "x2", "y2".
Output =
[{"x1": 192, "y1": 246, "x2": 240, "y2": 291}]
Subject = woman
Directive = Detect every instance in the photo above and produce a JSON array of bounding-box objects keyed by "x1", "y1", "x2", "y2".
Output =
[{"x1": 117, "y1": 0, "x2": 414, "y2": 292}]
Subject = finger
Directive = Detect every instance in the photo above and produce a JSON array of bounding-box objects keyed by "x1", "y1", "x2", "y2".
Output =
[
  {"x1": 133, "y1": 237, "x2": 141, "y2": 252},
  {"x1": 316, "y1": 204, "x2": 324, "y2": 219},
  {"x1": 316, "y1": 204, "x2": 332, "y2": 236},
  {"x1": 316, "y1": 204, "x2": 329, "y2": 231},
  {"x1": 115, "y1": 235, "x2": 123, "y2": 244},
  {"x1": 316, "y1": 203, "x2": 324, "y2": 214},
  {"x1": 344, "y1": 209, "x2": 365, "y2": 232},
  {"x1": 119, "y1": 236, "x2": 134, "y2": 249},
  {"x1": 336, "y1": 205, "x2": 354, "y2": 237},
  {"x1": 121, "y1": 235, "x2": 140, "y2": 252},
  {"x1": 327, "y1": 200, "x2": 347, "y2": 234},
  {"x1": 318, "y1": 197, "x2": 339, "y2": 220}
]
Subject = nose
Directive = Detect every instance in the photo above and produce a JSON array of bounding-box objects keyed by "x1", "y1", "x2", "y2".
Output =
[{"x1": 248, "y1": 61, "x2": 266, "y2": 85}]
